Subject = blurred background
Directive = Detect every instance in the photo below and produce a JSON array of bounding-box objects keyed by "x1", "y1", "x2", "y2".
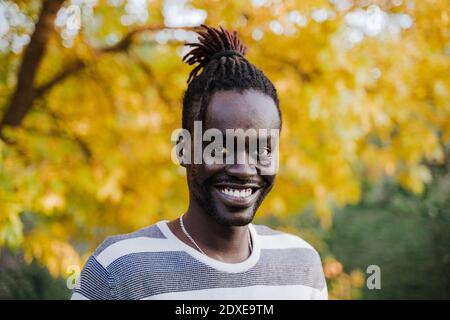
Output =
[{"x1": 0, "y1": 0, "x2": 449, "y2": 299}]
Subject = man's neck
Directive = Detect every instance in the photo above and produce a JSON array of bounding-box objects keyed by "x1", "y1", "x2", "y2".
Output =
[{"x1": 167, "y1": 202, "x2": 252, "y2": 263}]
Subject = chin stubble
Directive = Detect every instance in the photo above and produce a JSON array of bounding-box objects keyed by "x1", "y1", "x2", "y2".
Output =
[{"x1": 199, "y1": 184, "x2": 266, "y2": 227}]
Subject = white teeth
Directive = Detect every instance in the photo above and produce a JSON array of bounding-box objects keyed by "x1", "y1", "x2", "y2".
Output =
[{"x1": 219, "y1": 187, "x2": 253, "y2": 198}]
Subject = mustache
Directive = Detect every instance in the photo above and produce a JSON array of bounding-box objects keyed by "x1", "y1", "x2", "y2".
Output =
[{"x1": 207, "y1": 175, "x2": 266, "y2": 188}]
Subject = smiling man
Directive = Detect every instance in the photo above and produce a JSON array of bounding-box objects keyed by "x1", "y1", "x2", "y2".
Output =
[{"x1": 71, "y1": 24, "x2": 327, "y2": 300}]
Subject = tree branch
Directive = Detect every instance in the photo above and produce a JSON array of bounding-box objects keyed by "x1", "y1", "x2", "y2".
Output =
[
  {"x1": 0, "y1": 23, "x2": 200, "y2": 136},
  {"x1": 0, "y1": 0, "x2": 64, "y2": 128},
  {"x1": 128, "y1": 49, "x2": 173, "y2": 108},
  {"x1": 34, "y1": 59, "x2": 86, "y2": 96},
  {"x1": 35, "y1": 101, "x2": 93, "y2": 161}
]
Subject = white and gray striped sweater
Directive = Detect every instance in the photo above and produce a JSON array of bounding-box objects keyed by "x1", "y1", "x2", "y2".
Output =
[{"x1": 71, "y1": 220, "x2": 328, "y2": 300}]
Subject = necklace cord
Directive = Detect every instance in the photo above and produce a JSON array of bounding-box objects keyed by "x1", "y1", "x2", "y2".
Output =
[{"x1": 179, "y1": 214, "x2": 253, "y2": 256}]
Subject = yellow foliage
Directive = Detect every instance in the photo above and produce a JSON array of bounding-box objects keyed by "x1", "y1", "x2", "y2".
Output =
[{"x1": 0, "y1": 1, "x2": 448, "y2": 295}]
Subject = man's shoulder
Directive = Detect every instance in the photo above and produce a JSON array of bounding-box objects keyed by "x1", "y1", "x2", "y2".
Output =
[
  {"x1": 252, "y1": 223, "x2": 319, "y2": 254},
  {"x1": 92, "y1": 221, "x2": 167, "y2": 260},
  {"x1": 253, "y1": 223, "x2": 326, "y2": 290}
]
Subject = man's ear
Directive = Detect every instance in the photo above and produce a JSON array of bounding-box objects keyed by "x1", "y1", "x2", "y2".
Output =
[
  {"x1": 176, "y1": 134, "x2": 188, "y2": 168},
  {"x1": 172, "y1": 128, "x2": 191, "y2": 167},
  {"x1": 178, "y1": 147, "x2": 187, "y2": 168},
  {"x1": 171, "y1": 128, "x2": 191, "y2": 167}
]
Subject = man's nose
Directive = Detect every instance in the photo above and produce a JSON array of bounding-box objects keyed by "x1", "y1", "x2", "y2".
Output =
[
  {"x1": 225, "y1": 161, "x2": 257, "y2": 178},
  {"x1": 226, "y1": 154, "x2": 257, "y2": 178}
]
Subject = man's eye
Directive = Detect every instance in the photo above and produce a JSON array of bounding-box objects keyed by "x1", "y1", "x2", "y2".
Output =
[
  {"x1": 252, "y1": 148, "x2": 272, "y2": 164},
  {"x1": 258, "y1": 148, "x2": 271, "y2": 158}
]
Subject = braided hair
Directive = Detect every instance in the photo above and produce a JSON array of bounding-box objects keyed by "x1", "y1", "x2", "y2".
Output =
[{"x1": 181, "y1": 24, "x2": 281, "y2": 132}]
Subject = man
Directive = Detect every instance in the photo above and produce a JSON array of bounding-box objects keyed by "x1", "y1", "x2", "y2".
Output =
[{"x1": 71, "y1": 24, "x2": 327, "y2": 300}]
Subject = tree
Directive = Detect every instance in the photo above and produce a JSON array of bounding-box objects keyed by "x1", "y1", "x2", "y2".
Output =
[{"x1": 0, "y1": 0, "x2": 448, "y2": 299}]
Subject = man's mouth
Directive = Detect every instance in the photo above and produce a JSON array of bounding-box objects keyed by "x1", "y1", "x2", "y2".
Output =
[{"x1": 212, "y1": 183, "x2": 262, "y2": 208}]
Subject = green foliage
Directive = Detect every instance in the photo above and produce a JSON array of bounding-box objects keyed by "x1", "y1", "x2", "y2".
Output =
[
  {"x1": 0, "y1": 249, "x2": 69, "y2": 300},
  {"x1": 328, "y1": 167, "x2": 450, "y2": 299}
]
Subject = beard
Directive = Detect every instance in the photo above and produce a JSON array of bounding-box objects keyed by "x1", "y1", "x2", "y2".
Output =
[{"x1": 192, "y1": 178, "x2": 270, "y2": 227}]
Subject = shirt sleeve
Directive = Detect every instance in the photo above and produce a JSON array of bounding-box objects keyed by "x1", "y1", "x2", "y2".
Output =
[
  {"x1": 310, "y1": 251, "x2": 329, "y2": 300},
  {"x1": 71, "y1": 255, "x2": 116, "y2": 300},
  {"x1": 311, "y1": 281, "x2": 328, "y2": 300}
]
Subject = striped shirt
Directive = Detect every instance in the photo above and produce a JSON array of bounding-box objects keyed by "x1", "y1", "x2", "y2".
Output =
[{"x1": 71, "y1": 220, "x2": 328, "y2": 300}]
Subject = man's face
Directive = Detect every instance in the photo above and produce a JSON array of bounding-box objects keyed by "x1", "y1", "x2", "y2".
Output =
[{"x1": 186, "y1": 89, "x2": 280, "y2": 227}]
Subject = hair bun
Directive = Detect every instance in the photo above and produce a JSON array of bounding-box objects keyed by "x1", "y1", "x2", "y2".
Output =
[{"x1": 182, "y1": 24, "x2": 247, "y2": 83}]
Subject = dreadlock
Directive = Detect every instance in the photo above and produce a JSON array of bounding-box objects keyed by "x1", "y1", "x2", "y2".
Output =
[{"x1": 181, "y1": 24, "x2": 281, "y2": 132}]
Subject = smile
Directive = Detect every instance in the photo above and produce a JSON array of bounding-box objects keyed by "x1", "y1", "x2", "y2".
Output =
[
  {"x1": 212, "y1": 184, "x2": 262, "y2": 208},
  {"x1": 218, "y1": 187, "x2": 253, "y2": 198}
]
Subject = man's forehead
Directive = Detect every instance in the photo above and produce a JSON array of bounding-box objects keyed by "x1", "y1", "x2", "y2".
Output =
[
  {"x1": 221, "y1": 129, "x2": 276, "y2": 139},
  {"x1": 205, "y1": 90, "x2": 280, "y2": 131}
]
